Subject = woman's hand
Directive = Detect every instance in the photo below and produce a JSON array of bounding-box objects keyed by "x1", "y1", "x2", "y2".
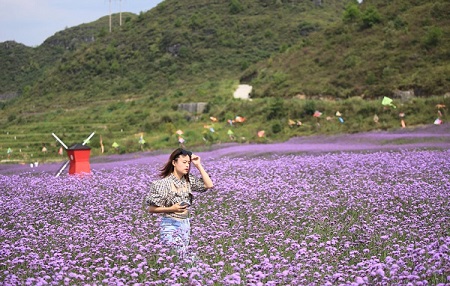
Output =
[
  {"x1": 171, "y1": 203, "x2": 188, "y2": 213},
  {"x1": 191, "y1": 154, "x2": 202, "y2": 168},
  {"x1": 191, "y1": 153, "x2": 214, "y2": 189}
]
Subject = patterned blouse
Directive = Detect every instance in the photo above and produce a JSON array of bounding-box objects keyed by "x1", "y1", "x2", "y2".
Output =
[{"x1": 146, "y1": 173, "x2": 208, "y2": 219}]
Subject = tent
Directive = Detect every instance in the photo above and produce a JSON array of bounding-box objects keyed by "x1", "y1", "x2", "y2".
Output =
[
  {"x1": 313, "y1": 111, "x2": 322, "y2": 117},
  {"x1": 382, "y1": 96, "x2": 396, "y2": 108},
  {"x1": 235, "y1": 116, "x2": 246, "y2": 123}
]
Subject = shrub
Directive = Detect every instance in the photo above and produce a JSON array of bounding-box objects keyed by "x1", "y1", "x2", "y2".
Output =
[
  {"x1": 361, "y1": 6, "x2": 382, "y2": 29},
  {"x1": 422, "y1": 26, "x2": 443, "y2": 49},
  {"x1": 365, "y1": 72, "x2": 376, "y2": 85},
  {"x1": 297, "y1": 22, "x2": 319, "y2": 37},
  {"x1": 7, "y1": 114, "x2": 16, "y2": 122},
  {"x1": 430, "y1": 2, "x2": 449, "y2": 20},
  {"x1": 344, "y1": 55, "x2": 360, "y2": 69},
  {"x1": 271, "y1": 121, "x2": 282, "y2": 134},
  {"x1": 303, "y1": 100, "x2": 316, "y2": 116},
  {"x1": 266, "y1": 98, "x2": 285, "y2": 120},
  {"x1": 229, "y1": 0, "x2": 243, "y2": 14},
  {"x1": 343, "y1": 3, "x2": 361, "y2": 23},
  {"x1": 392, "y1": 16, "x2": 407, "y2": 30}
]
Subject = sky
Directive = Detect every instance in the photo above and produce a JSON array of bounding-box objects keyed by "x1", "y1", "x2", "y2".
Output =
[{"x1": 0, "y1": 0, "x2": 164, "y2": 47}]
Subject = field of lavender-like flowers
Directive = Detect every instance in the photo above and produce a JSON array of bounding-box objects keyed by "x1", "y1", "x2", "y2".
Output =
[{"x1": 1, "y1": 125, "x2": 449, "y2": 285}]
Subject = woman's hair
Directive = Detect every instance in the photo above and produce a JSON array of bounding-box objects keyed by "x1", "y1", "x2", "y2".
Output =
[{"x1": 159, "y1": 148, "x2": 192, "y2": 181}]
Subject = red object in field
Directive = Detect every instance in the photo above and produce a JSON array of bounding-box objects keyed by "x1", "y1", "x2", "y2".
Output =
[{"x1": 66, "y1": 144, "x2": 91, "y2": 175}]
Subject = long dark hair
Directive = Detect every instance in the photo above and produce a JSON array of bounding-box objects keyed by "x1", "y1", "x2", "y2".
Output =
[{"x1": 159, "y1": 148, "x2": 192, "y2": 182}]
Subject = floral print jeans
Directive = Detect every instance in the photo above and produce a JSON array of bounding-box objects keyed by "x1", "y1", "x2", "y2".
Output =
[{"x1": 160, "y1": 217, "x2": 190, "y2": 258}]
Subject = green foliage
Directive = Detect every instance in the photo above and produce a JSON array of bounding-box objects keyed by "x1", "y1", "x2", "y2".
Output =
[
  {"x1": 429, "y1": 2, "x2": 450, "y2": 20},
  {"x1": 303, "y1": 101, "x2": 317, "y2": 116},
  {"x1": 229, "y1": 0, "x2": 244, "y2": 14},
  {"x1": 361, "y1": 6, "x2": 382, "y2": 29},
  {"x1": 422, "y1": 26, "x2": 443, "y2": 49},
  {"x1": 343, "y1": 3, "x2": 361, "y2": 23},
  {"x1": 266, "y1": 98, "x2": 286, "y2": 120},
  {"x1": 271, "y1": 121, "x2": 283, "y2": 134},
  {"x1": 365, "y1": 72, "x2": 376, "y2": 85},
  {"x1": 7, "y1": 114, "x2": 16, "y2": 122},
  {"x1": 297, "y1": 21, "x2": 320, "y2": 36}
]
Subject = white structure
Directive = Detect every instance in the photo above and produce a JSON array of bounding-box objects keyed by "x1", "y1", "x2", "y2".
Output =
[{"x1": 233, "y1": 84, "x2": 253, "y2": 100}]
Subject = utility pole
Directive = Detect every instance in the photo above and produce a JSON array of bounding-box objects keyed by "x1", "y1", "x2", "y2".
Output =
[
  {"x1": 119, "y1": 0, "x2": 122, "y2": 26},
  {"x1": 109, "y1": 0, "x2": 112, "y2": 33}
]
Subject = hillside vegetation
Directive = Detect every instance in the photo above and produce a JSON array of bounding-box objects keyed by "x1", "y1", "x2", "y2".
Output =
[
  {"x1": 245, "y1": 0, "x2": 450, "y2": 98},
  {"x1": 0, "y1": 0, "x2": 449, "y2": 163}
]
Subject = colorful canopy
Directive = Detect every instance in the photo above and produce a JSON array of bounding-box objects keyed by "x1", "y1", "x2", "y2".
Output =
[
  {"x1": 313, "y1": 111, "x2": 322, "y2": 117},
  {"x1": 235, "y1": 116, "x2": 246, "y2": 123},
  {"x1": 382, "y1": 97, "x2": 396, "y2": 108}
]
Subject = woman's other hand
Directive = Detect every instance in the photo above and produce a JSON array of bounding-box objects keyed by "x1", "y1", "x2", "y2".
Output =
[{"x1": 172, "y1": 203, "x2": 188, "y2": 213}]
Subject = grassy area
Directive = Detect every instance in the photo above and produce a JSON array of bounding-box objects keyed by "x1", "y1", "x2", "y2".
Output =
[{"x1": 1, "y1": 94, "x2": 448, "y2": 164}]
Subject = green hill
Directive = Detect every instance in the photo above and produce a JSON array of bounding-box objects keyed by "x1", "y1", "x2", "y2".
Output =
[
  {"x1": 0, "y1": 0, "x2": 449, "y2": 164},
  {"x1": 244, "y1": 0, "x2": 450, "y2": 98}
]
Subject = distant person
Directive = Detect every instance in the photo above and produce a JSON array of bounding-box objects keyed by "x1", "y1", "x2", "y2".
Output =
[
  {"x1": 227, "y1": 129, "x2": 236, "y2": 141},
  {"x1": 145, "y1": 148, "x2": 213, "y2": 258},
  {"x1": 178, "y1": 136, "x2": 186, "y2": 149},
  {"x1": 139, "y1": 135, "x2": 146, "y2": 151},
  {"x1": 7, "y1": 147, "x2": 12, "y2": 159},
  {"x1": 373, "y1": 114, "x2": 379, "y2": 124}
]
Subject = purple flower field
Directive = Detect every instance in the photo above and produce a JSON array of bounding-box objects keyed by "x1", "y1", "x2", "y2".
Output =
[{"x1": 1, "y1": 126, "x2": 450, "y2": 285}]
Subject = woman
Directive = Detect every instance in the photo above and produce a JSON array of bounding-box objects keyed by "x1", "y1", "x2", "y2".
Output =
[{"x1": 146, "y1": 148, "x2": 213, "y2": 257}]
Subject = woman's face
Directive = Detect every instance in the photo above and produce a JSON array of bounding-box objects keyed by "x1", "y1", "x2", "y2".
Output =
[{"x1": 173, "y1": 155, "x2": 191, "y2": 175}]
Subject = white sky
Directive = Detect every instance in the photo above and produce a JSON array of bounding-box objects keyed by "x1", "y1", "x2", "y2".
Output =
[{"x1": 0, "y1": 0, "x2": 164, "y2": 47}]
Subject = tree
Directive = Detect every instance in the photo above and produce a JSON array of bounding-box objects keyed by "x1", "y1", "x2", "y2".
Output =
[
  {"x1": 343, "y1": 3, "x2": 361, "y2": 23},
  {"x1": 361, "y1": 6, "x2": 381, "y2": 29}
]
